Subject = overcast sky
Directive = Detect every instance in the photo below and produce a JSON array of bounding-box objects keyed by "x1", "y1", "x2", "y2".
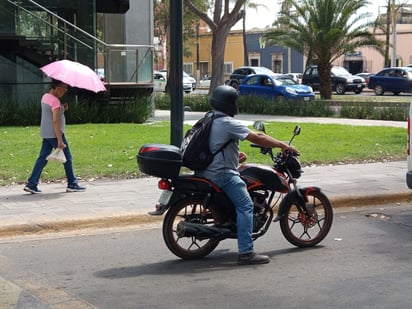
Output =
[{"x1": 234, "y1": 0, "x2": 391, "y2": 30}]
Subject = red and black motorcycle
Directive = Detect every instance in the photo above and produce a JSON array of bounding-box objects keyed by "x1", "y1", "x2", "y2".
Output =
[{"x1": 137, "y1": 121, "x2": 333, "y2": 259}]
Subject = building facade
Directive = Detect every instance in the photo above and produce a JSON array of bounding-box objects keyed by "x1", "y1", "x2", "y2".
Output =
[
  {"x1": 0, "y1": 0, "x2": 154, "y2": 102},
  {"x1": 182, "y1": 28, "x2": 306, "y2": 82},
  {"x1": 183, "y1": 29, "x2": 244, "y2": 82}
]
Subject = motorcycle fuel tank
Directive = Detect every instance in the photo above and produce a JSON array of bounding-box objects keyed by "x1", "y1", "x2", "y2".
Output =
[{"x1": 239, "y1": 163, "x2": 289, "y2": 192}]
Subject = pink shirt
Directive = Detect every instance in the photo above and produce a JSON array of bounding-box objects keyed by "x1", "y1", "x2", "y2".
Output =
[{"x1": 40, "y1": 93, "x2": 65, "y2": 138}]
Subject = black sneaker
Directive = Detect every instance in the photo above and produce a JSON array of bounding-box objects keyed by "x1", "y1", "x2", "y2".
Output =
[
  {"x1": 238, "y1": 252, "x2": 270, "y2": 265},
  {"x1": 23, "y1": 185, "x2": 41, "y2": 194},
  {"x1": 66, "y1": 183, "x2": 86, "y2": 192}
]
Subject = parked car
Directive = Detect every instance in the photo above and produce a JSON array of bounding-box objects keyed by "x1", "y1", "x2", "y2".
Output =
[
  {"x1": 368, "y1": 67, "x2": 412, "y2": 95},
  {"x1": 155, "y1": 70, "x2": 193, "y2": 93},
  {"x1": 153, "y1": 71, "x2": 167, "y2": 92},
  {"x1": 302, "y1": 65, "x2": 366, "y2": 94},
  {"x1": 239, "y1": 74, "x2": 315, "y2": 102},
  {"x1": 285, "y1": 73, "x2": 303, "y2": 84},
  {"x1": 199, "y1": 75, "x2": 211, "y2": 87},
  {"x1": 355, "y1": 72, "x2": 374, "y2": 87},
  {"x1": 227, "y1": 66, "x2": 280, "y2": 90},
  {"x1": 183, "y1": 71, "x2": 197, "y2": 90}
]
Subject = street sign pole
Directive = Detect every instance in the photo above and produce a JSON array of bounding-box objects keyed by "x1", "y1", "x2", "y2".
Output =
[{"x1": 169, "y1": 0, "x2": 184, "y2": 147}]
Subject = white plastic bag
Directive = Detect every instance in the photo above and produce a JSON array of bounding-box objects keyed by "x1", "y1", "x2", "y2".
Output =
[{"x1": 46, "y1": 148, "x2": 67, "y2": 163}]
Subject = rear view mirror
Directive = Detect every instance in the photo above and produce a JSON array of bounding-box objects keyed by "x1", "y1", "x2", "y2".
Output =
[
  {"x1": 294, "y1": 125, "x2": 301, "y2": 136},
  {"x1": 253, "y1": 121, "x2": 266, "y2": 133}
]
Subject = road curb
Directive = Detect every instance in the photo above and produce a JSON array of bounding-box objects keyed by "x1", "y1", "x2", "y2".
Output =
[
  {"x1": 1, "y1": 193, "x2": 410, "y2": 238},
  {"x1": 331, "y1": 192, "x2": 412, "y2": 208},
  {"x1": 0, "y1": 214, "x2": 161, "y2": 238}
]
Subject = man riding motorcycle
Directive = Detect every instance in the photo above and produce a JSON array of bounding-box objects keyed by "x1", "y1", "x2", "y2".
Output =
[{"x1": 195, "y1": 85, "x2": 299, "y2": 265}]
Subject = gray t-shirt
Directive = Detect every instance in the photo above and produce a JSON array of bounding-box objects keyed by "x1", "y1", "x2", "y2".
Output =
[
  {"x1": 196, "y1": 110, "x2": 251, "y2": 180},
  {"x1": 40, "y1": 93, "x2": 65, "y2": 138}
]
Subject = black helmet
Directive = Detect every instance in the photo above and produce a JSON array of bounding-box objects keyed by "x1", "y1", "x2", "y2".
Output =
[{"x1": 210, "y1": 85, "x2": 239, "y2": 116}]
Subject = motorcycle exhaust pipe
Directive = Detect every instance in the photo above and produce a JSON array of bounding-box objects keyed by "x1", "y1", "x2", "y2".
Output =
[{"x1": 177, "y1": 221, "x2": 233, "y2": 238}]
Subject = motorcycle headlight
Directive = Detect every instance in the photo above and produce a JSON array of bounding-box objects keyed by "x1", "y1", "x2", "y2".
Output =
[{"x1": 286, "y1": 156, "x2": 302, "y2": 179}]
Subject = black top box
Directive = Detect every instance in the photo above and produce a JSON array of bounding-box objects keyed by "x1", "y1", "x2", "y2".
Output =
[{"x1": 137, "y1": 144, "x2": 182, "y2": 178}]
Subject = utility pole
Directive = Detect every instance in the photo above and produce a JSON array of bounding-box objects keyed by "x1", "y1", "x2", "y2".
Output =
[
  {"x1": 169, "y1": 0, "x2": 184, "y2": 147},
  {"x1": 391, "y1": 0, "x2": 397, "y2": 67}
]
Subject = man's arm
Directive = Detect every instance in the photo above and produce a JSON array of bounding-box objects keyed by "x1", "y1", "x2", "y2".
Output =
[
  {"x1": 52, "y1": 108, "x2": 65, "y2": 149},
  {"x1": 245, "y1": 131, "x2": 294, "y2": 152}
]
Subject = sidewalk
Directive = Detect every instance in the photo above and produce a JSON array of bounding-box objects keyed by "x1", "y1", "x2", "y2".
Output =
[{"x1": 0, "y1": 161, "x2": 411, "y2": 237}]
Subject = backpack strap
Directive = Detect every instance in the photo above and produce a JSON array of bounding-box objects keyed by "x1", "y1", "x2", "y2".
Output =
[{"x1": 209, "y1": 112, "x2": 232, "y2": 156}]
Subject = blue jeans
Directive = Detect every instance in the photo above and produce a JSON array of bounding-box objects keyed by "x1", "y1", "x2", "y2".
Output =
[
  {"x1": 210, "y1": 173, "x2": 254, "y2": 255},
  {"x1": 27, "y1": 135, "x2": 78, "y2": 187}
]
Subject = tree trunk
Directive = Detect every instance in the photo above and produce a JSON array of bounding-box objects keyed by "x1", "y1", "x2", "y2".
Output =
[
  {"x1": 385, "y1": 4, "x2": 391, "y2": 67},
  {"x1": 210, "y1": 24, "x2": 231, "y2": 92},
  {"x1": 318, "y1": 62, "x2": 332, "y2": 100}
]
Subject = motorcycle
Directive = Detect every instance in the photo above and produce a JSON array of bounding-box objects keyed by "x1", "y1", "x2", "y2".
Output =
[{"x1": 137, "y1": 121, "x2": 333, "y2": 259}]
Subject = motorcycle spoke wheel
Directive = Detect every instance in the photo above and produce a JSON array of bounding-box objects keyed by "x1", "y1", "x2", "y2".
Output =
[
  {"x1": 162, "y1": 198, "x2": 221, "y2": 259},
  {"x1": 280, "y1": 191, "x2": 333, "y2": 247}
]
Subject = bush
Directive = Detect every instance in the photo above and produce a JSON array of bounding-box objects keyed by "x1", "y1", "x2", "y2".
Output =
[
  {"x1": 154, "y1": 93, "x2": 210, "y2": 112},
  {"x1": 154, "y1": 94, "x2": 335, "y2": 117},
  {"x1": 0, "y1": 97, "x2": 18, "y2": 125},
  {"x1": 237, "y1": 96, "x2": 334, "y2": 117},
  {"x1": 340, "y1": 102, "x2": 408, "y2": 121},
  {"x1": 0, "y1": 94, "x2": 153, "y2": 126}
]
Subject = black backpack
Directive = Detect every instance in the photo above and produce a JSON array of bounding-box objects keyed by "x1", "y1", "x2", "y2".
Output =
[{"x1": 181, "y1": 111, "x2": 230, "y2": 171}]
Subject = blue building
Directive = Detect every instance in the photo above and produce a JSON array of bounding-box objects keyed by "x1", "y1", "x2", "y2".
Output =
[{"x1": 246, "y1": 30, "x2": 305, "y2": 74}]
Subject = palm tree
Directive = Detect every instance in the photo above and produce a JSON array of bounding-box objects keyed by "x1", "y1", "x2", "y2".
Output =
[
  {"x1": 374, "y1": 0, "x2": 409, "y2": 68},
  {"x1": 262, "y1": 0, "x2": 383, "y2": 99},
  {"x1": 242, "y1": 1, "x2": 268, "y2": 66}
]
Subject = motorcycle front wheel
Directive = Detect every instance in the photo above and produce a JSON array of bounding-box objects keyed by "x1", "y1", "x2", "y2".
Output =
[
  {"x1": 162, "y1": 197, "x2": 222, "y2": 259},
  {"x1": 280, "y1": 190, "x2": 333, "y2": 247}
]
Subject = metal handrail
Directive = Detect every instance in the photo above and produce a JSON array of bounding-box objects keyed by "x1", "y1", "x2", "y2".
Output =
[
  {"x1": 25, "y1": 0, "x2": 106, "y2": 46},
  {"x1": 8, "y1": 0, "x2": 153, "y2": 50},
  {"x1": 6, "y1": 0, "x2": 93, "y2": 51},
  {"x1": 5, "y1": 0, "x2": 154, "y2": 84}
]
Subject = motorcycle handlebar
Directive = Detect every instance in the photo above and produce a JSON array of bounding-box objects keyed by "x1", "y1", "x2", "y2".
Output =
[{"x1": 250, "y1": 143, "x2": 264, "y2": 148}]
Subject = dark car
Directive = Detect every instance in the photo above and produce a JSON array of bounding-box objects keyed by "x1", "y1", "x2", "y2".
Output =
[
  {"x1": 227, "y1": 66, "x2": 280, "y2": 90},
  {"x1": 368, "y1": 67, "x2": 412, "y2": 96},
  {"x1": 355, "y1": 72, "x2": 374, "y2": 87},
  {"x1": 302, "y1": 65, "x2": 366, "y2": 94},
  {"x1": 238, "y1": 74, "x2": 315, "y2": 101}
]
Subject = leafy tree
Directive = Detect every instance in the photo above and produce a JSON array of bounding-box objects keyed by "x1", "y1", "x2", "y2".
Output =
[
  {"x1": 153, "y1": 0, "x2": 207, "y2": 69},
  {"x1": 262, "y1": 0, "x2": 383, "y2": 100},
  {"x1": 184, "y1": 0, "x2": 246, "y2": 91}
]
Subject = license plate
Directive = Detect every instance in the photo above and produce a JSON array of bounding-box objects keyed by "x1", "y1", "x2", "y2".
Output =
[
  {"x1": 304, "y1": 96, "x2": 310, "y2": 101},
  {"x1": 158, "y1": 190, "x2": 173, "y2": 205}
]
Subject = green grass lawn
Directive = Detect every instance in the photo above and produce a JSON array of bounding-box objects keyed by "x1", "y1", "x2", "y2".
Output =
[{"x1": 0, "y1": 120, "x2": 406, "y2": 186}]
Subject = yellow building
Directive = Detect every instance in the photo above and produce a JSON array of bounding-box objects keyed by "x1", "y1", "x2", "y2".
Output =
[{"x1": 183, "y1": 29, "x2": 244, "y2": 82}]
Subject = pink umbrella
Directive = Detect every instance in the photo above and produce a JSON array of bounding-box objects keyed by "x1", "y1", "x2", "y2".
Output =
[{"x1": 40, "y1": 59, "x2": 106, "y2": 93}]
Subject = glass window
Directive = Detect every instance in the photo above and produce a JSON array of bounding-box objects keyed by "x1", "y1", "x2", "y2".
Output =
[
  {"x1": 224, "y1": 62, "x2": 233, "y2": 74},
  {"x1": 183, "y1": 63, "x2": 193, "y2": 75}
]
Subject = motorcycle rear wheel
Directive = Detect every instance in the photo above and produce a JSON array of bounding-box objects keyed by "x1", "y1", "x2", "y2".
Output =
[
  {"x1": 280, "y1": 190, "x2": 333, "y2": 247},
  {"x1": 162, "y1": 197, "x2": 221, "y2": 259}
]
